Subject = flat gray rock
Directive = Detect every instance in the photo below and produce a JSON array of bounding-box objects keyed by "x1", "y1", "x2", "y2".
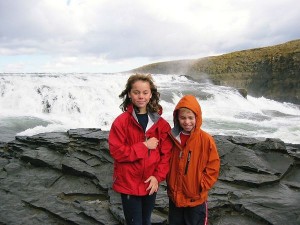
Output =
[{"x1": 0, "y1": 128, "x2": 299, "y2": 225}]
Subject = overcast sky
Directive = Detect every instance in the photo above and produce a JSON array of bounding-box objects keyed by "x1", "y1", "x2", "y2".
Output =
[{"x1": 1, "y1": 0, "x2": 299, "y2": 73}]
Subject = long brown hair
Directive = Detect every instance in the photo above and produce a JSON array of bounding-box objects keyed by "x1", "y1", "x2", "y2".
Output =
[{"x1": 119, "y1": 74, "x2": 161, "y2": 113}]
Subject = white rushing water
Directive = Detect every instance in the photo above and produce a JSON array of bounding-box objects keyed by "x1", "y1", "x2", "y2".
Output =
[{"x1": 0, "y1": 73, "x2": 299, "y2": 144}]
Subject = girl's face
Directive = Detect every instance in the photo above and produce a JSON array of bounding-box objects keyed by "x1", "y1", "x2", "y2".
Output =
[
  {"x1": 178, "y1": 108, "x2": 196, "y2": 133},
  {"x1": 128, "y1": 80, "x2": 152, "y2": 113}
]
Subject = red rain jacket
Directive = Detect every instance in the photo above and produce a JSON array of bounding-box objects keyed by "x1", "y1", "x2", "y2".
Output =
[
  {"x1": 167, "y1": 95, "x2": 220, "y2": 207},
  {"x1": 109, "y1": 104, "x2": 173, "y2": 196}
]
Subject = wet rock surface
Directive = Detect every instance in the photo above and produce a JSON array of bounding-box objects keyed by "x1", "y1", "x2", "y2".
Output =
[{"x1": 0, "y1": 128, "x2": 299, "y2": 225}]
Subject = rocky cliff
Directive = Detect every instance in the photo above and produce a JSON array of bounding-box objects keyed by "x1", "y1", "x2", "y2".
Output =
[
  {"x1": 0, "y1": 128, "x2": 299, "y2": 225},
  {"x1": 132, "y1": 39, "x2": 300, "y2": 104}
]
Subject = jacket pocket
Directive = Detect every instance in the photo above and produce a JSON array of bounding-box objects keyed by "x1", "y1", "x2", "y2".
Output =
[
  {"x1": 182, "y1": 178, "x2": 201, "y2": 198},
  {"x1": 182, "y1": 151, "x2": 202, "y2": 197}
]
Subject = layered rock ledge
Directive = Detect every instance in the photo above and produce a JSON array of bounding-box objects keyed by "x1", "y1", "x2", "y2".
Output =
[{"x1": 0, "y1": 128, "x2": 299, "y2": 225}]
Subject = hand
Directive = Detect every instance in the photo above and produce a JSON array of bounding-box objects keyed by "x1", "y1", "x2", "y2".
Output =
[
  {"x1": 145, "y1": 176, "x2": 158, "y2": 195},
  {"x1": 144, "y1": 137, "x2": 159, "y2": 150}
]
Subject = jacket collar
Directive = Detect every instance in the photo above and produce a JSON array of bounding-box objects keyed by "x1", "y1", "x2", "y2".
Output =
[{"x1": 127, "y1": 104, "x2": 161, "y2": 124}]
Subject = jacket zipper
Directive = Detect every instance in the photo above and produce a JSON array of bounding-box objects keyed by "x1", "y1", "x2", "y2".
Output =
[
  {"x1": 184, "y1": 151, "x2": 191, "y2": 175},
  {"x1": 145, "y1": 136, "x2": 150, "y2": 157}
]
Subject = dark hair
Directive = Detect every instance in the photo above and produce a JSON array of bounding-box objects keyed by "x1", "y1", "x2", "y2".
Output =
[{"x1": 119, "y1": 74, "x2": 161, "y2": 113}]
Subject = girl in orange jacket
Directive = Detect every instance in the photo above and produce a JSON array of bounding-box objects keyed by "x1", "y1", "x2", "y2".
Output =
[{"x1": 167, "y1": 95, "x2": 220, "y2": 225}]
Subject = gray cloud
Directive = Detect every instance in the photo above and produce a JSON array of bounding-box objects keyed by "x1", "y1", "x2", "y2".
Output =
[{"x1": 0, "y1": 0, "x2": 300, "y2": 72}]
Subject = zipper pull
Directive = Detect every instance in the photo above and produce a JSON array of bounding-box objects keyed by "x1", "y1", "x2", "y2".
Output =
[
  {"x1": 179, "y1": 151, "x2": 183, "y2": 158},
  {"x1": 184, "y1": 151, "x2": 191, "y2": 175}
]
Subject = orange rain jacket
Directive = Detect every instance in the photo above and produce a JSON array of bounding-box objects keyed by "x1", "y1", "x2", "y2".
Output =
[{"x1": 167, "y1": 95, "x2": 220, "y2": 207}]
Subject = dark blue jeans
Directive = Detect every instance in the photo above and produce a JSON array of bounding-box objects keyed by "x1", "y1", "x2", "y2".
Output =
[
  {"x1": 121, "y1": 193, "x2": 157, "y2": 225},
  {"x1": 168, "y1": 199, "x2": 208, "y2": 225}
]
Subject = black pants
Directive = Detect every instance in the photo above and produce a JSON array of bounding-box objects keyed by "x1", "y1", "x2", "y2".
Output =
[
  {"x1": 168, "y1": 199, "x2": 208, "y2": 225},
  {"x1": 121, "y1": 193, "x2": 157, "y2": 225}
]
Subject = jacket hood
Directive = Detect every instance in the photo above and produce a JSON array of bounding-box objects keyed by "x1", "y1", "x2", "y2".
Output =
[{"x1": 173, "y1": 95, "x2": 202, "y2": 135}]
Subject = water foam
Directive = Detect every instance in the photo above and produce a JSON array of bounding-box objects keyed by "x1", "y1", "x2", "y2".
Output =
[{"x1": 0, "y1": 73, "x2": 299, "y2": 144}]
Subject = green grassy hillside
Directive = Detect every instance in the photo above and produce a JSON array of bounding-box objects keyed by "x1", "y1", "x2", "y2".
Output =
[{"x1": 131, "y1": 39, "x2": 300, "y2": 104}]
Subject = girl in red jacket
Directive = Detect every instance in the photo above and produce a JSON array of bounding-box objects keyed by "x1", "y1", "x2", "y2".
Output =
[
  {"x1": 109, "y1": 74, "x2": 173, "y2": 225},
  {"x1": 167, "y1": 95, "x2": 220, "y2": 225}
]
